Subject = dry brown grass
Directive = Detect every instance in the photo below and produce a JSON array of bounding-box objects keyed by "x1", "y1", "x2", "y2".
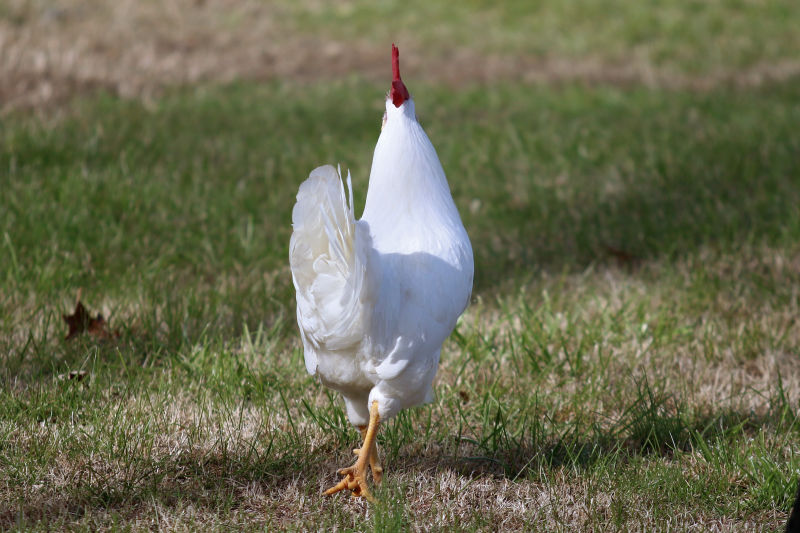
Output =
[
  {"x1": 3, "y1": 249, "x2": 795, "y2": 529},
  {"x1": 6, "y1": 415, "x2": 788, "y2": 531},
  {"x1": 3, "y1": 0, "x2": 800, "y2": 115},
  {"x1": 451, "y1": 245, "x2": 800, "y2": 425}
]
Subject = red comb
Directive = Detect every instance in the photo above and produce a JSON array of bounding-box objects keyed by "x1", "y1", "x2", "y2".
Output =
[
  {"x1": 390, "y1": 44, "x2": 410, "y2": 107},
  {"x1": 392, "y1": 44, "x2": 402, "y2": 81}
]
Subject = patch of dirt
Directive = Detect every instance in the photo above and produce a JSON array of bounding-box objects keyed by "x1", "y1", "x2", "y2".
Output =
[{"x1": 2, "y1": 0, "x2": 799, "y2": 113}]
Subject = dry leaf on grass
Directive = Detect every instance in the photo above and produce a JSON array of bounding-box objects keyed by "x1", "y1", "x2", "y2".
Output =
[
  {"x1": 62, "y1": 299, "x2": 119, "y2": 340},
  {"x1": 605, "y1": 245, "x2": 642, "y2": 268}
]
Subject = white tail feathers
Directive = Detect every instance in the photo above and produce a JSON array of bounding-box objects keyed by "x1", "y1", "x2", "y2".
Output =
[{"x1": 290, "y1": 165, "x2": 368, "y2": 374}]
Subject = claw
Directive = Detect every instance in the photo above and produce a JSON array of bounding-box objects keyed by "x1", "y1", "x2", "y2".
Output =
[
  {"x1": 323, "y1": 478, "x2": 349, "y2": 496},
  {"x1": 324, "y1": 464, "x2": 374, "y2": 501},
  {"x1": 324, "y1": 400, "x2": 381, "y2": 501}
]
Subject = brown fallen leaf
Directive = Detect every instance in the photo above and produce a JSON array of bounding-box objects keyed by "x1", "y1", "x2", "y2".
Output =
[
  {"x1": 604, "y1": 245, "x2": 642, "y2": 268},
  {"x1": 62, "y1": 299, "x2": 119, "y2": 340}
]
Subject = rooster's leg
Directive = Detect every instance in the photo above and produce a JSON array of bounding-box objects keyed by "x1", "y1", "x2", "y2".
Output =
[
  {"x1": 357, "y1": 424, "x2": 383, "y2": 484},
  {"x1": 324, "y1": 400, "x2": 381, "y2": 500}
]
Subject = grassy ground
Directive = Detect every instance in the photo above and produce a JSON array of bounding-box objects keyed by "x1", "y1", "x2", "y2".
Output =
[
  {"x1": 4, "y1": 0, "x2": 800, "y2": 112},
  {"x1": 2, "y1": 1, "x2": 800, "y2": 531}
]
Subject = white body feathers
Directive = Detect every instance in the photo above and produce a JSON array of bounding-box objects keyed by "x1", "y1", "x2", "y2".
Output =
[{"x1": 290, "y1": 98, "x2": 473, "y2": 426}]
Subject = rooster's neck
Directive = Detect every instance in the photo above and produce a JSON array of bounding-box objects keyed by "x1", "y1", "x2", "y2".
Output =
[{"x1": 361, "y1": 105, "x2": 464, "y2": 255}]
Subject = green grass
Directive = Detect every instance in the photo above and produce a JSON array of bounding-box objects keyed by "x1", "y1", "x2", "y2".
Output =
[
  {"x1": 2, "y1": 78, "x2": 800, "y2": 530},
  {"x1": 281, "y1": 0, "x2": 800, "y2": 75}
]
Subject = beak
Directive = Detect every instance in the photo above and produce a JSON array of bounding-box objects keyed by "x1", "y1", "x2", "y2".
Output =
[{"x1": 381, "y1": 111, "x2": 387, "y2": 131}]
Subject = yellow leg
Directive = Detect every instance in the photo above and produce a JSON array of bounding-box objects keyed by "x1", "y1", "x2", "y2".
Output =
[
  {"x1": 324, "y1": 400, "x2": 381, "y2": 501},
  {"x1": 357, "y1": 425, "x2": 383, "y2": 484}
]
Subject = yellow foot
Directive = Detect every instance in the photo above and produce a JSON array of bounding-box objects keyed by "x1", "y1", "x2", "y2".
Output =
[
  {"x1": 323, "y1": 461, "x2": 374, "y2": 501},
  {"x1": 324, "y1": 400, "x2": 381, "y2": 501}
]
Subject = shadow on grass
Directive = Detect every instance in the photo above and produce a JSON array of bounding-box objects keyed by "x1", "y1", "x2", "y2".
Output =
[
  {"x1": 4, "y1": 394, "x2": 795, "y2": 530},
  {"x1": 458, "y1": 86, "x2": 800, "y2": 291},
  {"x1": 418, "y1": 376, "x2": 798, "y2": 482},
  {"x1": 3, "y1": 444, "x2": 336, "y2": 529}
]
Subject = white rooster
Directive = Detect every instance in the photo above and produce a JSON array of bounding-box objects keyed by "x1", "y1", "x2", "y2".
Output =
[{"x1": 289, "y1": 44, "x2": 474, "y2": 500}]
